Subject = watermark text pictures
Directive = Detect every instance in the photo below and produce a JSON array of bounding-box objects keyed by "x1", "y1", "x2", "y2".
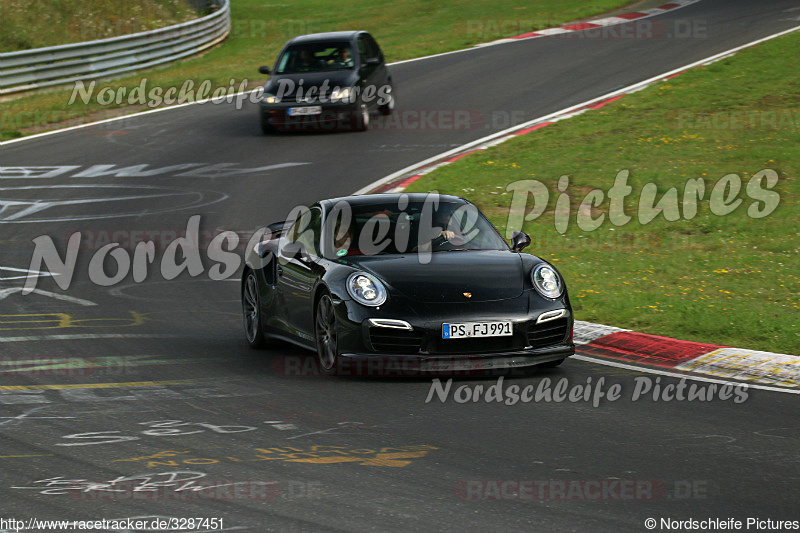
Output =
[
  {"x1": 425, "y1": 376, "x2": 749, "y2": 405},
  {"x1": 9, "y1": 172, "x2": 781, "y2": 292}
]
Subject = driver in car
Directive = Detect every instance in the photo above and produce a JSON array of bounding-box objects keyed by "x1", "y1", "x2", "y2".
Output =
[
  {"x1": 328, "y1": 47, "x2": 354, "y2": 68},
  {"x1": 413, "y1": 209, "x2": 467, "y2": 253}
]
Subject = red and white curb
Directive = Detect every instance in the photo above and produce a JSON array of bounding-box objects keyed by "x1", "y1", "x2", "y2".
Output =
[
  {"x1": 474, "y1": 0, "x2": 700, "y2": 47},
  {"x1": 573, "y1": 321, "x2": 799, "y2": 391}
]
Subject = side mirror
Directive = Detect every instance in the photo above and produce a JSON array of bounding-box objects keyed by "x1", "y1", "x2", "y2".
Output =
[
  {"x1": 258, "y1": 66, "x2": 271, "y2": 75},
  {"x1": 510, "y1": 231, "x2": 531, "y2": 252}
]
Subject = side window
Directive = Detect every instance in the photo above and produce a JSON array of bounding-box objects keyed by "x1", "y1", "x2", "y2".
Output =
[
  {"x1": 288, "y1": 207, "x2": 322, "y2": 258},
  {"x1": 285, "y1": 206, "x2": 322, "y2": 256},
  {"x1": 365, "y1": 35, "x2": 382, "y2": 61},
  {"x1": 357, "y1": 37, "x2": 369, "y2": 61},
  {"x1": 275, "y1": 51, "x2": 290, "y2": 73}
]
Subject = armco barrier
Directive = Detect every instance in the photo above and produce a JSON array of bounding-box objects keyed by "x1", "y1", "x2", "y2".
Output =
[{"x1": 0, "y1": 0, "x2": 230, "y2": 95}]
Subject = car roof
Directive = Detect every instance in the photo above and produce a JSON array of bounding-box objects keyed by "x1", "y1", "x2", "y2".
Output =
[
  {"x1": 286, "y1": 31, "x2": 364, "y2": 45},
  {"x1": 320, "y1": 193, "x2": 467, "y2": 209}
]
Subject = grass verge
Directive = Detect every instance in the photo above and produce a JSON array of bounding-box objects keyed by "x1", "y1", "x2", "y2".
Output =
[
  {"x1": 0, "y1": 0, "x2": 630, "y2": 141},
  {"x1": 406, "y1": 30, "x2": 800, "y2": 354},
  {"x1": 0, "y1": 0, "x2": 199, "y2": 52}
]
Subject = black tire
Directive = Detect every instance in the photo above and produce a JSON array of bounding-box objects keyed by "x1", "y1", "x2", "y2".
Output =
[
  {"x1": 242, "y1": 270, "x2": 267, "y2": 349},
  {"x1": 260, "y1": 112, "x2": 276, "y2": 135},
  {"x1": 353, "y1": 104, "x2": 370, "y2": 132},
  {"x1": 378, "y1": 88, "x2": 394, "y2": 116},
  {"x1": 314, "y1": 292, "x2": 339, "y2": 375}
]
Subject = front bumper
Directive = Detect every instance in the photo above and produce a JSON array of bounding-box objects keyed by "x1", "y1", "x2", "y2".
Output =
[
  {"x1": 335, "y1": 344, "x2": 574, "y2": 377},
  {"x1": 329, "y1": 293, "x2": 575, "y2": 375},
  {"x1": 260, "y1": 101, "x2": 361, "y2": 130}
]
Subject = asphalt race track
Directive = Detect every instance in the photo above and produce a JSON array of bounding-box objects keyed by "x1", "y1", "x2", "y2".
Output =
[{"x1": 1, "y1": 1, "x2": 799, "y2": 530}]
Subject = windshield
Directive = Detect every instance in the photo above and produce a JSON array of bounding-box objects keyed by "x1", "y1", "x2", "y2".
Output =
[
  {"x1": 275, "y1": 43, "x2": 354, "y2": 74},
  {"x1": 323, "y1": 200, "x2": 509, "y2": 258}
]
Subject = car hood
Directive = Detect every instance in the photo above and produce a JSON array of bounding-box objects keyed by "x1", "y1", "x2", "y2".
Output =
[
  {"x1": 348, "y1": 251, "x2": 525, "y2": 303},
  {"x1": 265, "y1": 71, "x2": 358, "y2": 96}
]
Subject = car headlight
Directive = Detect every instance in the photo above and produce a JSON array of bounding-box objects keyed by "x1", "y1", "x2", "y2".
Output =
[
  {"x1": 346, "y1": 272, "x2": 387, "y2": 306},
  {"x1": 331, "y1": 87, "x2": 352, "y2": 102},
  {"x1": 264, "y1": 93, "x2": 279, "y2": 104},
  {"x1": 532, "y1": 263, "x2": 563, "y2": 299}
]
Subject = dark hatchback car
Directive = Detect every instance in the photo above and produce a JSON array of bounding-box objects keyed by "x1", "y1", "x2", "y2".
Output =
[
  {"x1": 242, "y1": 193, "x2": 575, "y2": 376},
  {"x1": 258, "y1": 31, "x2": 394, "y2": 133}
]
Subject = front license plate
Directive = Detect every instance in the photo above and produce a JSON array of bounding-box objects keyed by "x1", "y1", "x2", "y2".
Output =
[
  {"x1": 442, "y1": 321, "x2": 512, "y2": 339},
  {"x1": 287, "y1": 106, "x2": 322, "y2": 116}
]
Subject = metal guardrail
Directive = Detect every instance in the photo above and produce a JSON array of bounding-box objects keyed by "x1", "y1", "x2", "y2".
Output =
[{"x1": 0, "y1": 0, "x2": 230, "y2": 95}]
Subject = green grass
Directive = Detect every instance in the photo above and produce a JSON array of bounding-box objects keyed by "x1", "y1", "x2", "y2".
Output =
[
  {"x1": 0, "y1": 0, "x2": 199, "y2": 52},
  {"x1": 407, "y1": 30, "x2": 800, "y2": 355},
  {"x1": 0, "y1": 0, "x2": 629, "y2": 140}
]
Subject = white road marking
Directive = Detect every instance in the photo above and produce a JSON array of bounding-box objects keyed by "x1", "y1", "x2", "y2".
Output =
[
  {"x1": 0, "y1": 184, "x2": 225, "y2": 223},
  {"x1": 285, "y1": 421, "x2": 366, "y2": 440},
  {"x1": 0, "y1": 266, "x2": 58, "y2": 281},
  {"x1": 0, "y1": 406, "x2": 76, "y2": 425},
  {"x1": 0, "y1": 287, "x2": 96, "y2": 305},
  {"x1": 572, "y1": 354, "x2": 800, "y2": 395}
]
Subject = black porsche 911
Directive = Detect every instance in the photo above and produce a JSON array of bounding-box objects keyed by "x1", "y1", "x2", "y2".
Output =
[
  {"x1": 242, "y1": 193, "x2": 574, "y2": 375},
  {"x1": 257, "y1": 31, "x2": 393, "y2": 132}
]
